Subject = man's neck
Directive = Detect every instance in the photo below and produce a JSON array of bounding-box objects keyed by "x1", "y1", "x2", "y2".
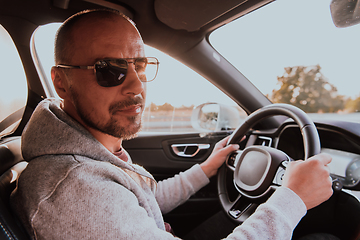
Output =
[
  {"x1": 87, "y1": 128, "x2": 123, "y2": 153},
  {"x1": 61, "y1": 101, "x2": 123, "y2": 153}
]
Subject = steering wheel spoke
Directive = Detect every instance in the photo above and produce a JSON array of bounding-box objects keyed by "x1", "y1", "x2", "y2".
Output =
[{"x1": 227, "y1": 194, "x2": 258, "y2": 222}]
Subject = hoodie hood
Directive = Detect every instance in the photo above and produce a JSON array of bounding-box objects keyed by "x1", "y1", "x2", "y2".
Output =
[{"x1": 21, "y1": 98, "x2": 150, "y2": 177}]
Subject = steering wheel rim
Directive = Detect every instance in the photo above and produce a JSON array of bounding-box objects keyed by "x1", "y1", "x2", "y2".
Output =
[{"x1": 217, "y1": 103, "x2": 321, "y2": 223}]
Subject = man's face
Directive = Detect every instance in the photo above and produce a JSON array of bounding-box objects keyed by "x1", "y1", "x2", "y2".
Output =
[{"x1": 62, "y1": 16, "x2": 146, "y2": 140}]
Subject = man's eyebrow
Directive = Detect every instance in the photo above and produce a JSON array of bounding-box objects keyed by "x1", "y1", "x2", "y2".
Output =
[
  {"x1": 93, "y1": 57, "x2": 112, "y2": 62},
  {"x1": 93, "y1": 57, "x2": 146, "y2": 62}
]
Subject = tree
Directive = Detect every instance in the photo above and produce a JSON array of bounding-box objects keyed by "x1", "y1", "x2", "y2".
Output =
[
  {"x1": 177, "y1": 105, "x2": 195, "y2": 111},
  {"x1": 270, "y1": 65, "x2": 344, "y2": 113},
  {"x1": 157, "y1": 102, "x2": 174, "y2": 111},
  {"x1": 345, "y1": 96, "x2": 360, "y2": 112},
  {"x1": 149, "y1": 102, "x2": 158, "y2": 112}
]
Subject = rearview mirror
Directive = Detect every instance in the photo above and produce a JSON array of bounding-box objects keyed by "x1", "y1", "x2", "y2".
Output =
[
  {"x1": 330, "y1": 0, "x2": 360, "y2": 28},
  {"x1": 191, "y1": 103, "x2": 242, "y2": 132}
]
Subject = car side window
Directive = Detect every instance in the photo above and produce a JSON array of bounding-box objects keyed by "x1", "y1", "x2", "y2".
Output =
[
  {"x1": 0, "y1": 25, "x2": 27, "y2": 137},
  {"x1": 141, "y1": 47, "x2": 246, "y2": 133},
  {"x1": 33, "y1": 23, "x2": 246, "y2": 133}
]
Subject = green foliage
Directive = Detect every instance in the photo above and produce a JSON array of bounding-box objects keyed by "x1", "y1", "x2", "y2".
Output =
[{"x1": 270, "y1": 65, "x2": 345, "y2": 113}]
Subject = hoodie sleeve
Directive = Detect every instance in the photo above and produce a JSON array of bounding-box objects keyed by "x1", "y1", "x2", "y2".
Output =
[
  {"x1": 155, "y1": 164, "x2": 210, "y2": 214},
  {"x1": 156, "y1": 164, "x2": 306, "y2": 239},
  {"x1": 226, "y1": 187, "x2": 307, "y2": 239}
]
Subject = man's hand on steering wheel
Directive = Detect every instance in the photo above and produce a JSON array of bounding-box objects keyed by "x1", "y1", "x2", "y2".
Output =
[
  {"x1": 282, "y1": 153, "x2": 333, "y2": 210},
  {"x1": 200, "y1": 136, "x2": 241, "y2": 178},
  {"x1": 216, "y1": 104, "x2": 334, "y2": 224}
]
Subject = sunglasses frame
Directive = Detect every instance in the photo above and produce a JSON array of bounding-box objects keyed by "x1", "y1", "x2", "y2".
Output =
[{"x1": 56, "y1": 57, "x2": 160, "y2": 87}]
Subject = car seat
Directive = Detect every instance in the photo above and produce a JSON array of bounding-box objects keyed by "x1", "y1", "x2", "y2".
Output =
[{"x1": 0, "y1": 136, "x2": 30, "y2": 239}]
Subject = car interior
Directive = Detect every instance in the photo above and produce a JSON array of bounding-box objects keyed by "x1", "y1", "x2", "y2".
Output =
[{"x1": 0, "y1": 0, "x2": 360, "y2": 239}]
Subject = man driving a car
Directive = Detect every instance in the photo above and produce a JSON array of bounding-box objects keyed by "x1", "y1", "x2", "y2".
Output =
[{"x1": 11, "y1": 9, "x2": 334, "y2": 239}]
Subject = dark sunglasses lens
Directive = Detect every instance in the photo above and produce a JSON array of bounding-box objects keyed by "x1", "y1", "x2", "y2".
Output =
[{"x1": 95, "y1": 60, "x2": 127, "y2": 87}]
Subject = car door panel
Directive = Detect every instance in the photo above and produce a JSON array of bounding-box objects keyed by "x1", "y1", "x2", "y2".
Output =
[
  {"x1": 122, "y1": 132, "x2": 230, "y2": 236},
  {"x1": 123, "y1": 132, "x2": 230, "y2": 174}
]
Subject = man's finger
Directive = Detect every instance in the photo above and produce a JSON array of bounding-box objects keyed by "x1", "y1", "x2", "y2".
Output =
[
  {"x1": 225, "y1": 144, "x2": 239, "y2": 152},
  {"x1": 308, "y1": 153, "x2": 332, "y2": 165}
]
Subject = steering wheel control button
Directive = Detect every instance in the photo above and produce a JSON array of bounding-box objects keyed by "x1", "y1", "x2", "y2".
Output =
[
  {"x1": 281, "y1": 160, "x2": 289, "y2": 168},
  {"x1": 226, "y1": 150, "x2": 243, "y2": 171},
  {"x1": 274, "y1": 167, "x2": 286, "y2": 185},
  {"x1": 332, "y1": 179, "x2": 343, "y2": 191},
  {"x1": 228, "y1": 153, "x2": 237, "y2": 167}
]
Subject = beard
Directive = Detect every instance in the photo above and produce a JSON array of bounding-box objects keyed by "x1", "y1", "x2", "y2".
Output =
[{"x1": 70, "y1": 89, "x2": 143, "y2": 140}]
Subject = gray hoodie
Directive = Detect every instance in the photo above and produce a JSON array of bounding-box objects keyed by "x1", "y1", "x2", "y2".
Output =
[{"x1": 11, "y1": 99, "x2": 306, "y2": 239}]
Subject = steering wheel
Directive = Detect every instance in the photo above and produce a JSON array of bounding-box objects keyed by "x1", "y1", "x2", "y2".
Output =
[{"x1": 217, "y1": 103, "x2": 321, "y2": 223}]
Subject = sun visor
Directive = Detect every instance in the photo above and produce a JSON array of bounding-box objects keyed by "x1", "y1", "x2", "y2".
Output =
[{"x1": 154, "y1": 0, "x2": 248, "y2": 32}]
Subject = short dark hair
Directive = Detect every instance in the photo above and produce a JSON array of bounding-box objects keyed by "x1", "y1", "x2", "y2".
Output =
[{"x1": 54, "y1": 9, "x2": 134, "y2": 65}]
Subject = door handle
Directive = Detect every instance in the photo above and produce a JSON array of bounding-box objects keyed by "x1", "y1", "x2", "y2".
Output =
[{"x1": 171, "y1": 143, "x2": 211, "y2": 158}]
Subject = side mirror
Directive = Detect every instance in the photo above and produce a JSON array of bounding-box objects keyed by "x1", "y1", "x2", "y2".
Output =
[
  {"x1": 191, "y1": 103, "x2": 242, "y2": 132},
  {"x1": 330, "y1": 0, "x2": 360, "y2": 28}
]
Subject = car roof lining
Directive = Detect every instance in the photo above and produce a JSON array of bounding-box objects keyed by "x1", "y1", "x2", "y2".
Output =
[
  {"x1": 154, "y1": 0, "x2": 248, "y2": 32},
  {"x1": 0, "y1": 0, "x2": 273, "y2": 56}
]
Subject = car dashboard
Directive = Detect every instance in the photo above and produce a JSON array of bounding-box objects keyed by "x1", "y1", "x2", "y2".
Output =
[{"x1": 247, "y1": 119, "x2": 360, "y2": 193}]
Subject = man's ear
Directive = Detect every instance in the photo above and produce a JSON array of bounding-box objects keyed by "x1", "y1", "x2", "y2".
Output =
[{"x1": 51, "y1": 66, "x2": 69, "y2": 99}]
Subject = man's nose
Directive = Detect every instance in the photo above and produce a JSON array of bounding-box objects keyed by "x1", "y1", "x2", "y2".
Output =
[{"x1": 120, "y1": 62, "x2": 145, "y2": 96}]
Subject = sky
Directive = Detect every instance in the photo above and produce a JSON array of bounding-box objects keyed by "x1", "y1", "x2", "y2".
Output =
[
  {"x1": 0, "y1": 25, "x2": 27, "y2": 105},
  {"x1": 211, "y1": 0, "x2": 360, "y2": 99},
  {"x1": 1, "y1": 0, "x2": 360, "y2": 110}
]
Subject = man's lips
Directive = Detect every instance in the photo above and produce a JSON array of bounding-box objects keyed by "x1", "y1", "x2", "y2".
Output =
[
  {"x1": 113, "y1": 104, "x2": 142, "y2": 115},
  {"x1": 109, "y1": 97, "x2": 144, "y2": 116}
]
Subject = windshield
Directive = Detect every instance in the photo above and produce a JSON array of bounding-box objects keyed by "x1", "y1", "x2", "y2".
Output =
[{"x1": 210, "y1": 0, "x2": 360, "y2": 122}]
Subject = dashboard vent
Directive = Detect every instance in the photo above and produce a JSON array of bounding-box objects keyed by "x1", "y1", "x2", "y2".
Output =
[{"x1": 255, "y1": 136, "x2": 272, "y2": 147}]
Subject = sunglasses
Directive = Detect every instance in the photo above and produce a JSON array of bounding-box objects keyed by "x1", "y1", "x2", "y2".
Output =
[{"x1": 56, "y1": 57, "x2": 159, "y2": 87}]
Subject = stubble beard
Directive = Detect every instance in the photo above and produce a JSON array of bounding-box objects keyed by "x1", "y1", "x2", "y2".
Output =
[
  {"x1": 97, "y1": 114, "x2": 142, "y2": 140},
  {"x1": 71, "y1": 90, "x2": 143, "y2": 140}
]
